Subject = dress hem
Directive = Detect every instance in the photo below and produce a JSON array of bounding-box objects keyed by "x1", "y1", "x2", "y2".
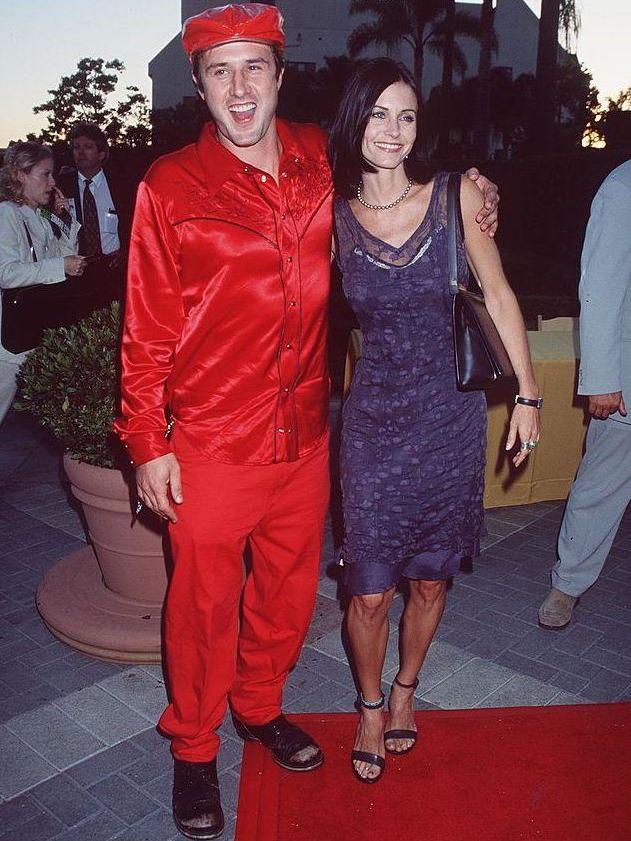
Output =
[{"x1": 341, "y1": 540, "x2": 480, "y2": 596}]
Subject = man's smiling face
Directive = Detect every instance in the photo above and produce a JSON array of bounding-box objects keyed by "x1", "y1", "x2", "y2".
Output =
[{"x1": 195, "y1": 40, "x2": 283, "y2": 152}]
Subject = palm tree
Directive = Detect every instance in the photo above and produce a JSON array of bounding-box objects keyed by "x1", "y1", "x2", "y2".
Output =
[
  {"x1": 436, "y1": 0, "x2": 456, "y2": 156},
  {"x1": 348, "y1": 0, "x2": 484, "y2": 104},
  {"x1": 534, "y1": 0, "x2": 581, "y2": 153},
  {"x1": 559, "y1": 0, "x2": 581, "y2": 51},
  {"x1": 315, "y1": 56, "x2": 360, "y2": 125},
  {"x1": 473, "y1": 0, "x2": 496, "y2": 159}
]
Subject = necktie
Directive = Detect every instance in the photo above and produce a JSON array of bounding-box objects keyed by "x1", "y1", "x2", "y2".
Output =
[{"x1": 80, "y1": 178, "x2": 102, "y2": 256}]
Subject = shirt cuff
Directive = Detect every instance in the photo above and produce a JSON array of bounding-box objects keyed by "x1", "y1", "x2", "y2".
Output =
[
  {"x1": 119, "y1": 432, "x2": 173, "y2": 467},
  {"x1": 577, "y1": 380, "x2": 622, "y2": 396},
  {"x1": 46, "y1": 256, "x2": 67, "y2": 282}
]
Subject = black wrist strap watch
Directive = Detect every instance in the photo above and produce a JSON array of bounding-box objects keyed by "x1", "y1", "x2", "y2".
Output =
[{"x1": 515, "y1": 395, "x2": 543, "y2": 409}]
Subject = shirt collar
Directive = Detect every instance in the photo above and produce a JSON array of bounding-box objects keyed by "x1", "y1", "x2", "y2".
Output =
[
  {"x1": 79, "y1": 169, "x2": 104, "y2": 187},
  {"x1": 196, "y1": 120, "x2": 307, "y2": 198},
  {"x1": 18, "y1": 203, "x2": 43, "y2": 224}
]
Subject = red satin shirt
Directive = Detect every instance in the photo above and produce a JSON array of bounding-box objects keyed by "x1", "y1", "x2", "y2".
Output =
[{"x1": 115, "y1": 121, "x2": 333, "y2": 466}]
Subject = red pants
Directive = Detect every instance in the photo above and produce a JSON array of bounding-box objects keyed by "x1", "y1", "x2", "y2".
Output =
[{"x1": 158, "y1": 432, "x2": 330, "y2": 762}]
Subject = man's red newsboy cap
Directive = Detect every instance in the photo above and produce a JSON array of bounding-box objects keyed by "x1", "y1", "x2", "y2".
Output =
[{"x1": 182, "y1": 3, "x2": 286, "y2": 60}]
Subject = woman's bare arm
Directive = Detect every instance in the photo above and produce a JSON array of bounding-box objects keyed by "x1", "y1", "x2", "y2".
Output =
[{"x1": 459, "y1": 176, "x2": 540, "y2": 466}]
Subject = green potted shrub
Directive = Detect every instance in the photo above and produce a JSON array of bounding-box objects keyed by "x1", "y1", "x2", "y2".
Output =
[
  {"x1": 17, "y1": 302, "x2": 167, "y2": 662},
  {"x1": 18, "y1": 302, "x2": 124, "y2": 467}
]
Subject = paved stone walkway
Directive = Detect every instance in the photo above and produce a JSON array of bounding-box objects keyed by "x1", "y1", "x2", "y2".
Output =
[{"x1": 1, "y1": 406, "x2": 631, "y2": 841}]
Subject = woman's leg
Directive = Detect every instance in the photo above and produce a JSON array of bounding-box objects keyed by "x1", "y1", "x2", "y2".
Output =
[
  {"x1": 386, "y1": 579, "x2": 447, "y2": 752},
  {"x1": 346, "y1": 587, "x2": 395, "y2": 779}
]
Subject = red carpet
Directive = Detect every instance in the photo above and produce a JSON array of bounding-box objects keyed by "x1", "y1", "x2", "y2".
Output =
[{"x1": 235, "y1": 705, "x2": 631, "y2": 841}]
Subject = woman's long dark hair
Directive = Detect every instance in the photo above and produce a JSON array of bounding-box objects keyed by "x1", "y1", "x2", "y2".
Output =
[{"x1": 328, "y1": 58, "x2": 432, "y2": 199}]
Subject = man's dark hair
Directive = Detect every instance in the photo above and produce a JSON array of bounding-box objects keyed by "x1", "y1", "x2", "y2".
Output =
[
  {"x1": 328, "y1": 58, "x2": 432, "y2": 199},
  {"x1": 70, "y1": 122, "x2": 109, "y2": 160},
  {"x1": 192, "y1": 43, "x2": 285, "y2": 92}
]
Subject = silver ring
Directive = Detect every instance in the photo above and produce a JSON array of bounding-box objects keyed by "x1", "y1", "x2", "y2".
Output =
[
  {"x1": 134, "y1": 500, "x2": 143, "y2": 515},
  {"x1": 526, "y1": 440, "x2": 538, "y2": 450}
]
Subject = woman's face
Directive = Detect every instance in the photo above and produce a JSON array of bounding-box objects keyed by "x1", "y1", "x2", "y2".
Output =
[
  {"x1": 361, "y1": 81, "x2": 418, "y2": 172},
  {"x1": 18, "y1": 158, "x2": 56, "y2": 209}
]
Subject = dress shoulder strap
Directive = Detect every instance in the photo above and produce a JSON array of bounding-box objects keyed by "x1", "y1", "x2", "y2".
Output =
[
  {"x1": 432, "y1": 171, "x2": 460, "y2": 230},
  {"x1": 333, "y1": 198, "x2": 356, "y2": 270}
]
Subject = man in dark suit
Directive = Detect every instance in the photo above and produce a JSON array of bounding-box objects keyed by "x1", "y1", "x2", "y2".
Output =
[{"x1": 57, "y1": 122, "x2": 135, "y2": 310}]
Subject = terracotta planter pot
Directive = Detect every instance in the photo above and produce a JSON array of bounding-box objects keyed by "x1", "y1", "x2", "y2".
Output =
[
  {"x1": 63, "y1": 454, "x2": 167, "y2": 602},
  {"x1": 36, "y1": 456, "x2": 168, "y2": 663}
]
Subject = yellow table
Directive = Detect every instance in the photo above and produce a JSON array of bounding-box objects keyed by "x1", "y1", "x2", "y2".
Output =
[{"x1": 344, "y1": 330, "x2": 587, "y2": 509}]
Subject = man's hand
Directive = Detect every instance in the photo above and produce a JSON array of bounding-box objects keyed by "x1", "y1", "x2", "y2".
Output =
[
  {"x1": 588, "y1": 392, "x2": 627, "y2": 420},
  {"x1": 136, "y1": 453, "x2": 183, "y2": 523},
  {"x1": 465, "y1": 167, "x2": 499, "y2": 237}
]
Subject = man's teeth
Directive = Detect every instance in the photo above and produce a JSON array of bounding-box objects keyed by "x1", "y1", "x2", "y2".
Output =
[{"x1": 230, "y1": 104, "x2": 256, "y2": 113}]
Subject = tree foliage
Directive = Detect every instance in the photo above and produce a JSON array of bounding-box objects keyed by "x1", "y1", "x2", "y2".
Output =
[
  {"x1": 347, "y1": 0, "x2": 489, "y2": 103},
  {"x1": 151, "y1": 97, "x2": 208, "y2": 150},
  {"x1": 32, "y1": 57, "x2": 150, "y2": 147},
  {"x1": 582, "y1": 86, "x2": 631, "y2": 149},
  {"x1": 559, "y1": 0, "x2": 581, "y2": 52},
  {"x1": 16, "y1": 303, "x2": 123, "y2": 469},
  {"x1": 278, "y1": 55, "x2": 360, "y2": 127},
  {"x1": 534, "y1": 0, "x2": 582, "y2": 153},
  {"x1": 598, "y1": 87, "x2": 631, "y2": 149},
  {"x1": 556, "y1": 58, "x2": 599, "y2": 149},
  {"x1": 425, "y1": 57, "x2": 597, "y2": 160}
]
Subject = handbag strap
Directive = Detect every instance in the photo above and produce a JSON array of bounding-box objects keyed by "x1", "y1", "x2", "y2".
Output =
[
  {"x1": 23, "y1": 221, "x2": 38, "y2": 263},
  {"x1": 446, "y1": 172, "x2": 465, "y2": 296}
]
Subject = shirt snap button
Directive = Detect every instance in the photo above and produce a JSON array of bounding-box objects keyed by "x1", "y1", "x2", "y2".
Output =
[{"x1": 261, "y1": 175, "x2": 267, "y2": 183}]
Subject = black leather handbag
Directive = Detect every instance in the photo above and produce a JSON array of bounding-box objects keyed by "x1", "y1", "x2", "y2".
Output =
[{"x1": 446, "y1": 172, "x2": 516, "y2": 391}]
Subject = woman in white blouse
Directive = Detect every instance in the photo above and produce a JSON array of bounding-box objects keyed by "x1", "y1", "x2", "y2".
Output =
[{"x1": 0, "y1": 142, "x2": 86, "y2": 425}]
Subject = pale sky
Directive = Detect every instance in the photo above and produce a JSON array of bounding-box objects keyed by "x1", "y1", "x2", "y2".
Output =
[
  {"x1": 522, "y1": 0, "x2": 631, "y2": 100},
  {"x1": 1, "y1": 0, "x2": 629, "y2": 147},
  {"x1": 0, "y1": 0, "x2": 180, "y2": 146}
]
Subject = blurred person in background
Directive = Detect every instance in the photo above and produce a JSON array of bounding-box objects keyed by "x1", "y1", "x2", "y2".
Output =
[
  {"x1": 0, "y1": 141, "x2": 85, "y2": 426},
  {"x1": 58, "y1": 122, "x2": 134, "y2": 309}
]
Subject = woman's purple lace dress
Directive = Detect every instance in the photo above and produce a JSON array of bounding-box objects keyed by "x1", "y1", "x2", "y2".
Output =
[{"x1": 335, "y1": 172, "x2": 487, "y2": 595}]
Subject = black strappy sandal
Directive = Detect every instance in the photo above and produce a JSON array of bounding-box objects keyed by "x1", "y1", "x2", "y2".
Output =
[
  {"x1": 384, "y1": 675, "x2": 419, "y2": 755},
  {"x1": 351, "y1": 692, "x2": 386, "y2": 784}
]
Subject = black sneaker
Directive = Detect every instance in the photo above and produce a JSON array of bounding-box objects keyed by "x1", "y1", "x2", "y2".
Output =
[
  {"x1": 233, "y1": 714, "x2": 324, "y2": 771},
  {"x1": 172, "y1": 758, "x2": 224, "y2": 840}
]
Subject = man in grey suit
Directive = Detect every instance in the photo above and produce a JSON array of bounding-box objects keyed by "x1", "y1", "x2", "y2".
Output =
[{"x1": 539, "y1": 159, "x2": 631, "y2": 629}]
